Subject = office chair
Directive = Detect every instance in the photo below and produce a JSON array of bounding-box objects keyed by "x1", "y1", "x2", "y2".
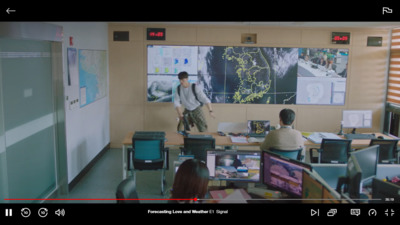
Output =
[
  {"x1": 369, "y1": 139, "x2": 399, "y2": 164},
  {"x1": 269, "y1": 147, "x2": 304, "y2": 161},
  {"x1": 127, "y1": 139, "x2": 169, "y2": 195},
  {"x1": 180, "y1": 137, "x2": 216, "y2": 162},
  {"x1": 116, "y1": 177, "x2": 140, "y2": 203},
  {"x1": 309, "y1": 138, "x2": 352, "y2": 164}
]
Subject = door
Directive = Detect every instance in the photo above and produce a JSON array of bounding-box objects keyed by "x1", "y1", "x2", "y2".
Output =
[{"x1": 0, "y1": 22, "x2": 66, "y2": 203}]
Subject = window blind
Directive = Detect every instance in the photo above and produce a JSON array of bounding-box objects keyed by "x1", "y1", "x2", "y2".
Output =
[{"x1": 387, "y1": 28, "x2": 400, "y2": 105}]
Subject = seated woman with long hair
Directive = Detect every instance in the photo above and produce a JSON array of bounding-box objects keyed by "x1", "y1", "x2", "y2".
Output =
[{"x1": 170, "y1": 159, "x2": 209, "y2": 203}]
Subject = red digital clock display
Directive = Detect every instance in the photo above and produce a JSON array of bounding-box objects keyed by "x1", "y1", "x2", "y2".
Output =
[
  {"x1": 333, "y1": 36, "x2": 348, "y2": 41},
  {"x1": 147, "y1": 28, "x2": 166, "y2": 40},
  {"x1": 332, "y1": 32, "x2": 350, "y2": 44},
  {"x1": 149, "y1": 32, "x2": 164, "y2": 37}
]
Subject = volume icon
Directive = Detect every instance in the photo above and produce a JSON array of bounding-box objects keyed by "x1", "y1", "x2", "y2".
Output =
[
  {"x1": 5, "y1": 209, "x2": 12, "y2": 217},
  {"x1": 55, "y1": 209, "x2": 65, "y2": 217}
]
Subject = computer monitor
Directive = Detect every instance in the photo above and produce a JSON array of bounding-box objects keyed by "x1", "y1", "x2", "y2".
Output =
[
  {"x1": 345, "y1": 154, "x2": 363, "y2": 200},
  {"x1": 247, "y1": 120, "x2": 270, "y2": 136},
  {"x1": 372, "y1": 178, "x2": 400, "y2": 203},
  {"x1": 302, "y1": 168, "x2": 341, "y2": 203},
  {"x1": 322, "y1": 186, "x2": 341, "y2": 203},
  {"x1": 351, "y1": 145, "x2": 379, "y2": 183},
  {"x1": 262, "y1": 150, "x2": 312, "y2": 198},
  {"x1": 302, "y1": 169, "x2": 323, "y2": 203},
  {"x1": 206, "y1": 150, "x2": 260, "y2": 182},
  {"x1": 342, "y1": 110, "x2": 372, "y2": 129}
]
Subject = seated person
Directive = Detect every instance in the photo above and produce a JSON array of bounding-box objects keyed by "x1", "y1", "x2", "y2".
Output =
[
  {"x1": 260, "y1": 108, "x2": 305, "y2": 156},
  {"x1": 170, "y1": 159, "x2": 209, "y2": 203}
]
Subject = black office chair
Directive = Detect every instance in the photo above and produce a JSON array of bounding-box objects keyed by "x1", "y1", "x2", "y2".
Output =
[
  {"x1": 309, "y1": 138, "x2": 352, "y2": 164},
  {"x1": 269, "y1": 147, "x2": 303, "y2": 161},
  {"x1": 180, "y1": 137, "x2": 216, "y2": 162},
  {"x1": 116, "y1": 177, "x2": 140, "y2": 203},
  {"x1": 369, "y1": 139, "x2": 400, "y2": 164},
  {"x1": 127, "y1": 138, "x2": 169, "y2": 195}
]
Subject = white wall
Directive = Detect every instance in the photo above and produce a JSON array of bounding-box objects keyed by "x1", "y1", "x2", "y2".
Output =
[{"x1": 51, "y1": 22, "x2": 110, "y2": 183}]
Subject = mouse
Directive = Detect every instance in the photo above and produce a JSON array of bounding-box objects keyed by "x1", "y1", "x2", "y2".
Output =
[{"x1": 378, "y1": 136, "x2": 384, "y2": 139}]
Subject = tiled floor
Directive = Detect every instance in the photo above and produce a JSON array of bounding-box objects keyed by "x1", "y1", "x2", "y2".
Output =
[{"x1": 52, "y1": 148, "x2": 180, "y2": 203}]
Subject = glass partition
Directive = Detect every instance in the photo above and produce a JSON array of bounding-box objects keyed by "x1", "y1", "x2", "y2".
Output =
[{"x1": 0, "y1": 33, "x2": 62, "y2": 203}]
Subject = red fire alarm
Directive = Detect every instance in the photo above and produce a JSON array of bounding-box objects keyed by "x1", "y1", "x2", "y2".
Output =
[{"x1": 69, "y1": 36, "x2": 74, "y2": 46}]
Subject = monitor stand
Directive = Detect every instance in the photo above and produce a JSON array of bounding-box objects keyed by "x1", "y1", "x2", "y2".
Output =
[{"x1": 337, "y1": 123, "x2": 344, "y2": 135}]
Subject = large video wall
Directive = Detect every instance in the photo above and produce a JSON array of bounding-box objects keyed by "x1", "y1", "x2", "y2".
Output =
[{"x1": 147, "y1": 45, "x2": 349, "y2": 105}]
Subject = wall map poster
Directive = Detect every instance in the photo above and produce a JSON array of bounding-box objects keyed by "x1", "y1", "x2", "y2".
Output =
[
  {"x1": 78, "y1": 49, "x2": 107, "y2": 107},
  {"x1": 147, "y1": 45, "x2": 348, "y2": 105}
]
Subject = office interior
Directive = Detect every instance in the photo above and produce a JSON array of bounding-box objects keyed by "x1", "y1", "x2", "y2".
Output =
[{"x1": 1, "y1": 21, "x2": 400, "y2": 204}]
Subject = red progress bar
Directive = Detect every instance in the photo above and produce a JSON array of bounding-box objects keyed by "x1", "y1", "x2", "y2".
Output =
[{"x1": 4, "y1": 198, "x2": 197, "y2": 201}]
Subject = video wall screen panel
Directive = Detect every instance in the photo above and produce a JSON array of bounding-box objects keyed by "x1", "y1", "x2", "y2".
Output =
[{"x1": 147, "y1": 45, "x2": 349, "y2": 105}]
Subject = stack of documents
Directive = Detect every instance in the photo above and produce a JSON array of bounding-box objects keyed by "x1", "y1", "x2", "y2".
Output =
[
  {"x1": 248, "y1": 137, "x2": 265, "y2": 143},
  {"x1": 305, "y1": 132, "x2": 342, "y2": 144}
]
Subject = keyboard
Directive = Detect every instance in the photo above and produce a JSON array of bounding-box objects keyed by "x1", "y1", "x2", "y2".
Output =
[
  {"x1": 248, "y1": 133, "x2": 266, "y2": 138},
  {"x1": 187, "y1": 134, "x2": 213, "y2": 139},
  {"x1": 344, "y1": 133, "x2": 375, "y2": 140}
]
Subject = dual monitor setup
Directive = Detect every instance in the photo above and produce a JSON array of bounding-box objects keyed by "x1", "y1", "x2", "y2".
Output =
[
  {"x1": 202, "y1": 144, "x2": 399, "y2": 203},
  {"x1": 204, "y1": 149, "x2": 332, "y2": 201},
  {"x1": 205, "y1": 149, "x2": 310, "y2": 199}
]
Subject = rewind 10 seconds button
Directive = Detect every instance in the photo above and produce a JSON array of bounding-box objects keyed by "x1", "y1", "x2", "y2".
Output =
[{"x1": 21, "y1": 208, "x2": 31, "y2": 218}]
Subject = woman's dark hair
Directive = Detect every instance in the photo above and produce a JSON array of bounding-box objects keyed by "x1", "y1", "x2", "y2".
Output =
[{"x1": 171, "y1": 159, "x2": 209, "y2": 202}]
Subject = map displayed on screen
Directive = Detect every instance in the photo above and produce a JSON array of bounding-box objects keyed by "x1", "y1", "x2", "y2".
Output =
[{"x1": 147, "y1": 45, "x2": 348, "y2": 105}]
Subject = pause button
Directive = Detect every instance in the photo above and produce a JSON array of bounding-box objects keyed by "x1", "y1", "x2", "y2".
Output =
[{"x1": 5, "y1": 209, "x2": 12, "y2": 217}]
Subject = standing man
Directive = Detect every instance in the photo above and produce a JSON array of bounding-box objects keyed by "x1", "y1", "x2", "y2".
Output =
[
  {"x1": 174, "y1": 71, "x2": 215, "y2": 132},
  {"x1": 260, "y1": 108, "x2": 304, "y2": 155}
]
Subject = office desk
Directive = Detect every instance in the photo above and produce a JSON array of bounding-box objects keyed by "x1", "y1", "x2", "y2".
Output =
[
  {"x1": 302, "y1": 132, "x2": 396, "y2": 147},
  {"x1": 122, "y1": 131, "x2": 394, "y2": 147},
  {"x1": 121, "y1": 131, "x2": 395, "y2": 178},
  {"x1": 122, "y1": 131, "x2": 262, "y2": 147}
]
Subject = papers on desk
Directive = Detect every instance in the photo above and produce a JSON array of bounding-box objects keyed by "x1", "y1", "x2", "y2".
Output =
[
  {"x1": 230, "y1": 136, "x2": 248, "y2": 143},
  {"x1": 305, "y1": 132, "x2": 342, "y2": 144},
  {"x1": 210, "y1": 189, "x2": 251, "y2": 203},
  {"x1": 248, "y1": 137, "x2": 265, "y2": 143}
]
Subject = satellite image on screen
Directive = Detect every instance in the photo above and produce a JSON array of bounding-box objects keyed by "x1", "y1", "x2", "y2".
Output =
[{"x1": 198, "y1": 46, "x2": 298, "y2": 104}]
